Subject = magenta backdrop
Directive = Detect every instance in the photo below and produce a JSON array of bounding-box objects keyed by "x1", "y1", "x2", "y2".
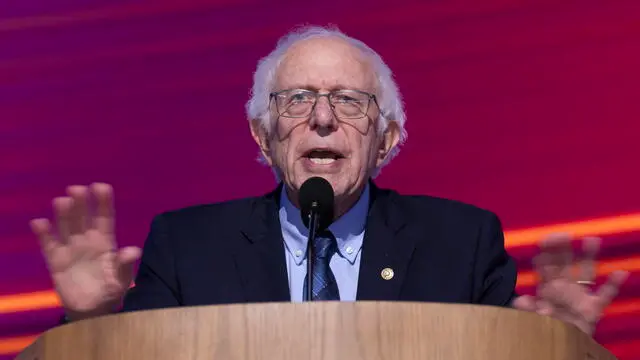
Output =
[{"x1": 2, "y1": 0, "x2": 640, "y2": 358}]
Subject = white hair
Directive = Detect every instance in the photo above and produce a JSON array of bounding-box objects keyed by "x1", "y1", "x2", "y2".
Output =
[{"x1": 245, "y1": 25, "x2": 407, "y2": 177}]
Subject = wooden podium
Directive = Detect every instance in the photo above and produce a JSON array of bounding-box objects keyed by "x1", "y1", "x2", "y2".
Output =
[{"x1": 15, "y1": 302, "x2": 617, "y2": 360}]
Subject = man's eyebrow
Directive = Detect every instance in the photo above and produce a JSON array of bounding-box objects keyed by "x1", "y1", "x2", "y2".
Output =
[{"x1": 285, "y1": 85, "x2": 361, "y2": 92}]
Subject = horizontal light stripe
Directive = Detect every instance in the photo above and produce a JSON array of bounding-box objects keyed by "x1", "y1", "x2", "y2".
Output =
[
  {"x1": 504, "y1": 213, "x2": 640, "y2": 248},
  {"x1": 0, "y1": 335, "x2": 36, "y2": 356},
  {"x1": 0, "y1": 290, "x2": 60, "y2": 315},
  {"x1": 516, "y1": 256, "x2": 640, "y2": 288},
  {"x1": 604, "y1": 299, "x2": 640, "y2": 317},
  {"x1": 0, "y1": 1, "x2": 239, "y2": 33}
]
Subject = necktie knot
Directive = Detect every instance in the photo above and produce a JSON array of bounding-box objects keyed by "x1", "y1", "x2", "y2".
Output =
[{"x1": 314, "y1": 230, "x2": 337, "y2": 260}]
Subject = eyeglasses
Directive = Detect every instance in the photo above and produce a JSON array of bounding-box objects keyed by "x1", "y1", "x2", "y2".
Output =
[{"x1": 269, "y1": 88, "x2": 379, "y2": 120}]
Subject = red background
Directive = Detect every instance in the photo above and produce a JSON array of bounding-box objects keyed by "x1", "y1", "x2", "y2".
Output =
[{"x1": 1, "y1": 0, "x2": 640, "y2": 358}]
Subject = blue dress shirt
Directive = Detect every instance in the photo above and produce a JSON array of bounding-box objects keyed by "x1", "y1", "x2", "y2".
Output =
[{"x1": 279, "y1": 183, "x2": 370, "y2": 302}]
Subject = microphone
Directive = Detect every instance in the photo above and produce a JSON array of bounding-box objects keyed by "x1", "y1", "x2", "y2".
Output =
[{"x1": 299, "y1": 177, "x2": 334, "y2": 301}]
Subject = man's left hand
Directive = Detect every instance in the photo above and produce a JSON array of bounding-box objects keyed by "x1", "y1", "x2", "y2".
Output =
[{"x1": 512, "y1": 233, "x2": 629, "y2": 335}]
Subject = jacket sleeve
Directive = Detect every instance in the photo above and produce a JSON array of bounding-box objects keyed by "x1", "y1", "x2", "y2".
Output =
[
  {"x1": 121, "y1": 213, "x2": 182, "y2": 312},
  {"x1": 473, "y1": 211, "x2": 519, "y2": 306}
]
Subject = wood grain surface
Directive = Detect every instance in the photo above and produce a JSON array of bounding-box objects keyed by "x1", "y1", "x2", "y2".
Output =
[{"x1": 15, "y1": 302, "x2": 617, "y2": 360}]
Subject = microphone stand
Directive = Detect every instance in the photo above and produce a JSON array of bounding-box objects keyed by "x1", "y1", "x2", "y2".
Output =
[{"x1": 305, "y1": 201, "x2": 320, "y2": 302}]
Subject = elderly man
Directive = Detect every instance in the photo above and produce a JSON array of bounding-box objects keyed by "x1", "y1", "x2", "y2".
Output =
[{"x1": 30, "y1": 26, "x2": 627, "y2": 335}]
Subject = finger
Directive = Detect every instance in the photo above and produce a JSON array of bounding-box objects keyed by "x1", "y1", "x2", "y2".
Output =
[
  {"x1": 66, "y1": 185, "x2": 89, "y2": 235},
  {"x1": 536, "y1": 299, "x2": 555, "y2": 316},
  {"x1": 580, "y1": 236, "x2": 601, "y2": 281},
  {"x1": 53, "y1": 197, "x2": 73, "y2": 243},
  {"x1": 118, "y1": 246, "x2": 141, "y2": 265},
  {"x1": 536, "y1": 233, "x2": 574, "y2": 282},
  {"x1": 535, "y1": 297, "x2": 584, "y2": 331},
  {"x1": 116, "y1": 246, "x2": 142, "y2": 286},
  {"x1": 539, "y1": 301, "x2": 589, "y2": 333},
  {"x1": 91, "y1": 183, "x2": 115, "y2": 234},
  {"x1": 30, "y1": 218, "x2": 61, "y2": 255},
  {"x1": 596, "y1": 270, "x2": 629, "y2": 306},
  {"x1": 512, "y1": 295, "x2": 538, "y2": 312},
  {"x1": 539, "y1": 279, "x2": 590, "y2": 317}
]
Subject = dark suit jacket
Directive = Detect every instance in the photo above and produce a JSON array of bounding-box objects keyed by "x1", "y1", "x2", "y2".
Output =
[{"x1": 122, "y1": 182, "x2": 518, "y2": 312}]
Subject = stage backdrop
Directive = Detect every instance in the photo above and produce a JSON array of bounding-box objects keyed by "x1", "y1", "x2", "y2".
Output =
[{"x1": 1, "y1": 0, "x2": 640, "y2": 358}]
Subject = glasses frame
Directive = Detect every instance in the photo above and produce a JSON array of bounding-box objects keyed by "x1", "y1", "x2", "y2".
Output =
[{"x1": 269, "y1": 88, "x2": 381, "y2": 120}]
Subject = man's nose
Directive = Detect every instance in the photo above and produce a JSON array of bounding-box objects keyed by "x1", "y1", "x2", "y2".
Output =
[{"x1": 309, "y1": 96, "x2": 338, "y2": 131}]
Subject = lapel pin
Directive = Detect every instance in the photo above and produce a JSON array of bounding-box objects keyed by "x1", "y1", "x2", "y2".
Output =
[{"x1": 381, "y1": 267, "x2": 394, "y2": 280}]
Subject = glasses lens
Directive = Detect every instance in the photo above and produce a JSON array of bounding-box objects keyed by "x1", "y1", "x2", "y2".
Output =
[
  {"x1": 331, "y1": 91, "x2": 370, "y2": 119},
  {"x1": 276, "y1": 90, "x2": 315, "y2": 118}
]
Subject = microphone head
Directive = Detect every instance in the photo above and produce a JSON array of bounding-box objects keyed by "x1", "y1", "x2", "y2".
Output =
[{"x1": 299, "y1": 176, "x2": 335, "y2": 231}]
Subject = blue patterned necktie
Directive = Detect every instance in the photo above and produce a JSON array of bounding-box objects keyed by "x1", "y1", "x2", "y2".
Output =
[{"x1": 303, "y1": 230, "x2": 340, "y2": 301}]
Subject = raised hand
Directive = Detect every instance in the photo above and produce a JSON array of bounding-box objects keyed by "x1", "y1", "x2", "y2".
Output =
[
  {"x1": 30, "y1": 183, "x2": 141, "y2": 321},
  {"x1": 512, "y1": 233, "x2": 629, "y2": 335}
]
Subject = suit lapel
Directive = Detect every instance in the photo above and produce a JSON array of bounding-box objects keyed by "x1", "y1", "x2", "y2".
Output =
[
  {"x1": 236, "y1": 186, "x2": 291, "y2": 302},
  {"x1": 356, "y1": 183, "x2": 417, "y2": 300}
]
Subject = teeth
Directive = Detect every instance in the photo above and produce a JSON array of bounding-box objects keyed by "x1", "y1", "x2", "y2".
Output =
[{"x1": 309, "y1": 157, "x2": 336, "y2": 165}]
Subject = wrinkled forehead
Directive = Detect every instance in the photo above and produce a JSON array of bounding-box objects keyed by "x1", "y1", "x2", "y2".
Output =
[{"x1": 274, "y1": 37, "x2": 377, "y2": 94}]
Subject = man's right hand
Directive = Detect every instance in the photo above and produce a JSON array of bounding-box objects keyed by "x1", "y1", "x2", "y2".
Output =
[{"x1": 30, "y1": 183, "x2": 141, "y2": 321}]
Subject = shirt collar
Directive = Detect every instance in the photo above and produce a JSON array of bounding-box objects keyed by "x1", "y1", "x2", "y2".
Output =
[{"x1": 279, "y1": 182, "x2": 370, "y2": 265}]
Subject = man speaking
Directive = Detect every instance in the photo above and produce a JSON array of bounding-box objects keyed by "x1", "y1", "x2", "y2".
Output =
[{"x1": 29, "y1": 26, "x2": 627, "y2": 335}]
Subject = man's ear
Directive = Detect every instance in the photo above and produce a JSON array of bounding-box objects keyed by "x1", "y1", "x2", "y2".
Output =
[
  {"x1": 376, "y1": 120, "x2": 401, "y2": 167},
  {"x1": 250, "y1": 119, "x2": 273, "y2": 166}
]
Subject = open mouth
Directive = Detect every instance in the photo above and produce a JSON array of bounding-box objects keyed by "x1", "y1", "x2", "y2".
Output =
[{"x1": 303, "y1": 149, "x2": 345, "y2": 165}]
